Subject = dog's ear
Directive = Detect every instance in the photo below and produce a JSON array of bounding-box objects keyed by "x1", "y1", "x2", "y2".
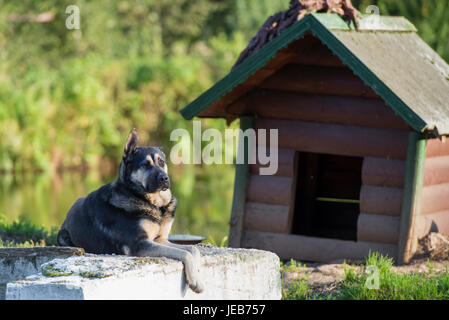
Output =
[{"x1": 123, "y1": 128, "x2": 139, "y2": 160}]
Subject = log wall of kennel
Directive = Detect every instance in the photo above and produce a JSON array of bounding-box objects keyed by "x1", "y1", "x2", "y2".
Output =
[
  {"x1": 228, "y1": 83, "x2": 414, "y2": 263},
  {"x1": 415, "y1": 139, "x2": 449, "y2": 239}
]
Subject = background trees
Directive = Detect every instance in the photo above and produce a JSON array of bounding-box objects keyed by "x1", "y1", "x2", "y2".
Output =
[{"x1": 0, "y1": 0, "x2": 447, "y2": 238}]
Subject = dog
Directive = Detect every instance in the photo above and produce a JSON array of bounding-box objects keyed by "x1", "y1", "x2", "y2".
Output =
[{"x1": 57, "y1": 128, "x2": 204, "y2": 293}]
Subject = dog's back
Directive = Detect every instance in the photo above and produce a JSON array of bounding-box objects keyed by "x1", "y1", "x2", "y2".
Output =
[
  {"x1": 57, "y1": 184, "x2": 121, "y2": 254},
  {"x1": 57, "y1": 197, "x2": 85, "y2": 247}
]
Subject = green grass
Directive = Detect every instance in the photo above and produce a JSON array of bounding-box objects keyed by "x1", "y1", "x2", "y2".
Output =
[
  {"x1": 0, "y1": 215, "x2": 58, "y2": 247},
  {"x1": 336, "y1": 252, "x2": 449, "y2": 300},
  {"x1": 283, "y1": 252, "x2": 449, "y2": 300},
  {"x1": 281, "y1": 259, "x2": 314, "y2": 300},
  {"x1": 203, "y1": 235, "x2": 228, "y2": 247},
  {"x1": 281, "y1": 259, "x2": 307, "y2": 273}
]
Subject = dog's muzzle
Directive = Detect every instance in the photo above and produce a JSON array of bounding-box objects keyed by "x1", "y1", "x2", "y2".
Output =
[{"x1": 159, "y1": 173, "x2": 170, "y2": 191}]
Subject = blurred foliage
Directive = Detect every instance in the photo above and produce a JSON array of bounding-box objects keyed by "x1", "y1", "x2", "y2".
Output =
[
  {"x1": 0, "y1": 0, "x2": 446, "y2": 171},
  {"x1": 0, "y1": 0, "x2": 447, "y2": 240},
  {"x1": 0, "y1": 214, "x2": 58, "y2": 246}
]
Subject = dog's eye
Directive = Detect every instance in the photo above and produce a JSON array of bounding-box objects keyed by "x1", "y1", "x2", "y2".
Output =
[{"x1": 158, "y1": 159, "x2": 165, "y2": 167}]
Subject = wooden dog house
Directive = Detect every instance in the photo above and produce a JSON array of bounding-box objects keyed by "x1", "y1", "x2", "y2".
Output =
[{"x1": 180, "y1": 14, "x2": 449, "y2": 264}]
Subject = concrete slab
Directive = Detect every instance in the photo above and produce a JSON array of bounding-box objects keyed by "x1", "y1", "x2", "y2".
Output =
[
  {"x1": 0, "y1": 247, "x2": 84, "y2": 299},
  {"x1": 5, "y1": 245, "x2": 281, "y2": 300}
]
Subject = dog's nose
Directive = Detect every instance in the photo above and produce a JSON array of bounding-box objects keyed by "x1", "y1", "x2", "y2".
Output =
[{"x1": 159, "y1": 174, "x2": 169, "y2": 189}]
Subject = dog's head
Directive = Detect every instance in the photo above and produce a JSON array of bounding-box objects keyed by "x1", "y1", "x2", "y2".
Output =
[{"x1": 118, "y1": 129, "x2": 171, "y2": 206}]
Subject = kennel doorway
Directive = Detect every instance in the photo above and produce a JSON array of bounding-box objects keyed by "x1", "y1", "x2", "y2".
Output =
[{"x1": 291, "y1": 152, "x2": 363, "y2": 241}]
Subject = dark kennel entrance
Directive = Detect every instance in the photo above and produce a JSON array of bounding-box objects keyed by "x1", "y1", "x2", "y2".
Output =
[{"x1": 291, "y1": 152, "x2": 363, "y2": 241}]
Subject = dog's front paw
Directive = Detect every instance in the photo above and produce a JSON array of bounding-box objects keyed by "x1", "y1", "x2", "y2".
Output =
[
  {"x1": 185, "y1": 267, "x2": 204, "y2": 294},
  {"x1": 187, "y1": 277, "x2": 204, "y2": 294},
  {"x1": 184, "y1": 254, "x2": 204, "y2": 294}
]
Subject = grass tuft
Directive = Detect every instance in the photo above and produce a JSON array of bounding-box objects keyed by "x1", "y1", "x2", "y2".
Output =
[
  {"x1": 204, "y1": 235, "x2": 228, "y2": 247},
  {"x1": 0, "y1": 215, "x2": 58, "y2": 247},
  {"x1": 334, "y1": 252, "x2": 449, "y2": 300},
  {"x1": 283, "y1": 251, "x2": 449, "y2": 300}
]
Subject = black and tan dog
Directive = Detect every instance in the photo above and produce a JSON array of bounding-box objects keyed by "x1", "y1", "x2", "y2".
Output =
[{"x1": 57, "y1": 129, "x2": 204, "y2": 293}]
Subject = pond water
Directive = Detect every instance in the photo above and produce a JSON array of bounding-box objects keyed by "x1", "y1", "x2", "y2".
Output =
[{"x1": 0, "y1": 165, "x2": 235, "y2": 244}]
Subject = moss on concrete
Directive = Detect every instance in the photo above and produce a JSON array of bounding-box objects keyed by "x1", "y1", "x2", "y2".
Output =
[
  {"x1": 79, "y1": 271, "x2": 111, "y2": 279},
  {"x1": 132, "y1": 257, "x2": 168, "y2": 265},
  {"x1": 42, "y1": 265, "x2": 73, "y2": 277}
]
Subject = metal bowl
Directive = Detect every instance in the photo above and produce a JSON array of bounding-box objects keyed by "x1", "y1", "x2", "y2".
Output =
[{"x1": 168, "y1": 234, "x2": 206, "y2": 245}]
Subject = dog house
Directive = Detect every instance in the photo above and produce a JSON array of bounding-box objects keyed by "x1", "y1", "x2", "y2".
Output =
[{"x1": 179, "y1": 14, "x2": 449, "y2": 264}]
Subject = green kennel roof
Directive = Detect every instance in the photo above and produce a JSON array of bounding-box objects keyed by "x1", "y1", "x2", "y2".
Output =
[{"x1": 180, "y1": 13, "x2": 449, "y2": 136}]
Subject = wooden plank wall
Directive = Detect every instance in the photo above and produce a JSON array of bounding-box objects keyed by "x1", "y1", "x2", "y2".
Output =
[
  {"x1": 251, "y1": 117, "x2": 409, "y2": 249},
  {"x1": 415, "y1": 139, "x2": 449, "y2": 238},
  {"x1": 236, "y1": 54, "x2": 413, "y2": 262},
  {"x1": 243, "y1": 230, "x2": 398, "y2": 263},
  {"x1": 358, "y1": 157, "x2": 406, "y2": 244},
  {"x1": 244, "y1": 148, "x2": 297, "y2": 234}
]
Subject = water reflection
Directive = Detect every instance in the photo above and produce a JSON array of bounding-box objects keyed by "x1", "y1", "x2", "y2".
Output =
[{"x1": 0, "y1": 165, "x2": 234, "y2": 243}]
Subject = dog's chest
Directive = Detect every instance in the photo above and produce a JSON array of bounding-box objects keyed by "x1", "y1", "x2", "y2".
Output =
[
  {"x1": 139, "y1": 215, "x2": 173, "y2": 241},
  {"x1": 145, "y1": 189, "x2": 172, "y2": 207}
]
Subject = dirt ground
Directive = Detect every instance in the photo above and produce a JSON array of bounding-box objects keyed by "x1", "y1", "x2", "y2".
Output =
[{"x1": 282, "y1": 233, "x2": 449, "y2": 293}]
